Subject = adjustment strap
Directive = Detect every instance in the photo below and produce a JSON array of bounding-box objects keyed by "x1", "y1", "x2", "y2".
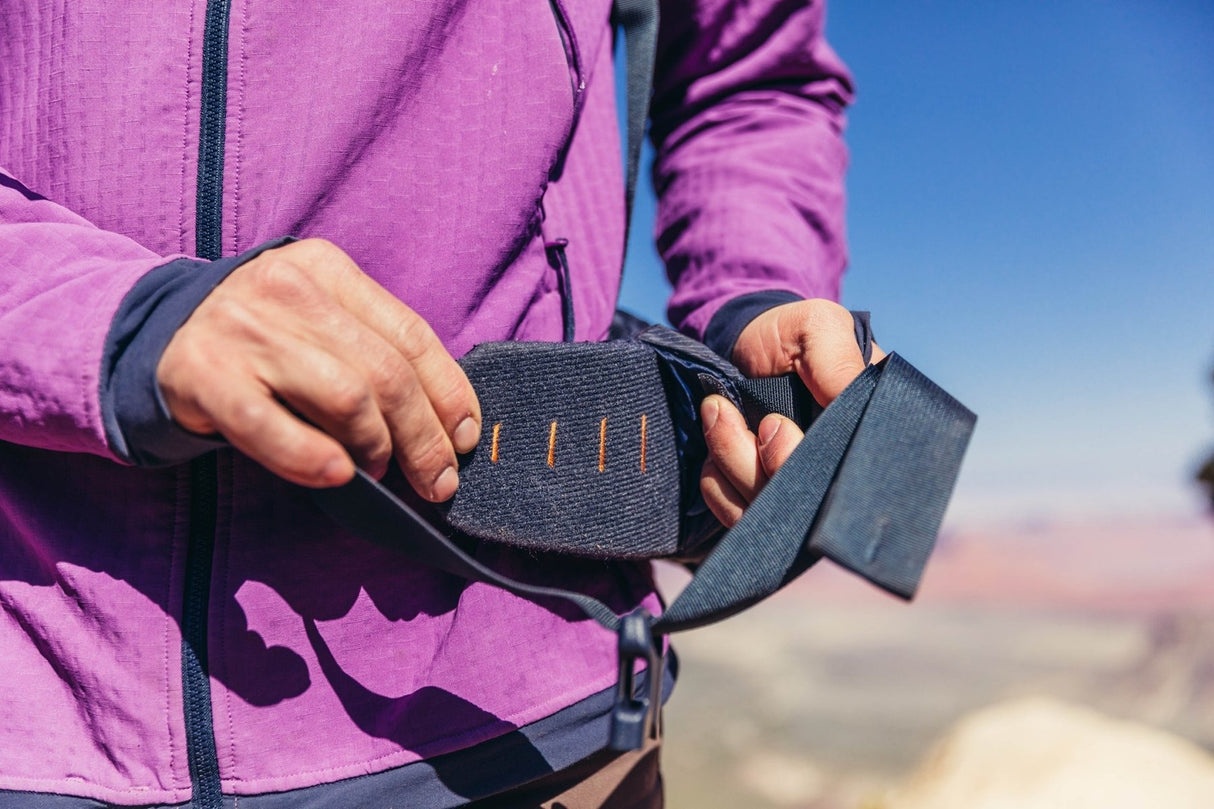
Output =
[
  {"x1": 654, "y1": 354, "x2": 974, "y2": 633},
  {"x1": 611, "y1": 0, "x2": 659, "y2": 263},
  {"x1": 311, "y1": 473, "x2": 623, "y2": 632}
]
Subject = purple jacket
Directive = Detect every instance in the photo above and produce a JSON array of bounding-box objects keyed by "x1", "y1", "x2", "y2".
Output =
[{"x1": 0, "y1": 0, "x2": 851, "y2": 804}]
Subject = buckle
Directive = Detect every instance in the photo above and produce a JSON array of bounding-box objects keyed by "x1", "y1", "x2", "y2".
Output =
[{"x1": 608, "y1": 609, "x2": 663, "y2": 751}]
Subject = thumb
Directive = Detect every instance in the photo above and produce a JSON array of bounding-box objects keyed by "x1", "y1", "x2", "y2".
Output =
[
  {"x1": 756, "y1": 413, "x2": 804, "y2": 479},
  {"x1": 793, "y1": 325, "x2": 868, "y2": 407}
]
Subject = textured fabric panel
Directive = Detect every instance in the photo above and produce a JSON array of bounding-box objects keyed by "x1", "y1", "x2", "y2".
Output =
[
  {"x1": 448, "y1": 341, "x2": 681, "y2": 558},
  {"x1": 0, "y1": 3, "x2": 203, "y2": 256},
  {"x1": 0, "y1": 666, "x2": 673, "y2": 809},
  {"x1": 210, "y1": 452, "x2": 664, "y2": 793},
  {"x1": 0, "y1": 448, "x2": 191, "y2": 802},
  {"x1": 536, "y1": 10, "x2": 625, "y2": 343},
  {"x1": 221, "y1": 0, "x2": 585, "y2": 356},
  {"x1": 440, "y1": 329, "x2": 829, "y2": 561}
]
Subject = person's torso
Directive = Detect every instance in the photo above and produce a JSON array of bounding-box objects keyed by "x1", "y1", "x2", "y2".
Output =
[{"x1": 0, "y1": 1, "x2": 656, "y2": 804}]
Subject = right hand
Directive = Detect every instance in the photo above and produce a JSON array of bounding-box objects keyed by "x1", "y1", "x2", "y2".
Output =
[{"x1": 157, "y1": 238, "x2": 481, "y2": 499}]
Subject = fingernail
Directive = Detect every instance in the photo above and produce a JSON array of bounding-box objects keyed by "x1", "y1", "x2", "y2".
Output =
[
  {"x1": 453, "y1": 417, "x2": 480, "y2": 454},
  {"x1": 758, "y1": 417, "x2": 781, "y2": 446},
  {"x1": 432, "y1": 466, "x2": 459, "y2": 501},
  {"x1": 702, "y1": 398, "x2": 720, "y2": 432}
]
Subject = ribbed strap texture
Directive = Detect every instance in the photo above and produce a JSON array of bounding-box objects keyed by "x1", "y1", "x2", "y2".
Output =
[{"x1": 654, "y1": 353, "x2": 975, "y2": 632}]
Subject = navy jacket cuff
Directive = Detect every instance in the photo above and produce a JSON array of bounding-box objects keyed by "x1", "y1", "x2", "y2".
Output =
[
  {"x1": 101, "y1": 237, "x2": 295, "y2": 466},
  {"x1": 703, "y1": 292, "x2": 876, "y2": 366},
  {"x1": 702, "y1": 290, "x2": 804, "y2": 361}
]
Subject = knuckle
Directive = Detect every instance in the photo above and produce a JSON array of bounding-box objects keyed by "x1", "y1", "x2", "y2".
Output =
[
  {"x1": 227, "y1": 397, "x2": 272, "y2": 431},
  {"x1": 161, "y1": 333, "x2": 209, "y2": 378},
  {"x1": 428, "y1": 372, "x2": 474, "y2": 420},
  {"x1": 392, "y1": 314, "x2": 438, "y2": 362},
  {"x1": 293, "y1": 238, "x2": 358, "y2": 281},
  {"x1": 366, "y1": 435, "x2": 393, "y2": 467},
  {"x1": 399, "y1": 428, "x2": 450, "y2": 475},
  {"x1": 248, "y1": 257, "x2": 313, "y2": 301},
  {"x1": 205, "y1": 293, "x2": 260, "y2": 334},
  {"x1": 298, "y1": 237, "x2": 340, "y2": 259},
  {"x1": 325, "y1": 374, "x2": 374, "y2": 422},
  {"x1": 802, "y1": 298, "x2": 852, "y2": 331},
  {"x1": 367, "y1": 351, "x2": 414, "y2": 407},
  {"x1": 803, "y1": 297, "x2": 846, "y2": 317}
]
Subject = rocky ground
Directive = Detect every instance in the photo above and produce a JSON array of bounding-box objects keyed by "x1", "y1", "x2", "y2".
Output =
[{"x1": 657, "y1": 514, "x2": 1214, "y2": 808}]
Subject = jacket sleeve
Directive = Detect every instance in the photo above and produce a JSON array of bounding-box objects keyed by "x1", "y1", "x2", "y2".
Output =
[
  {"x1": 0, "y1": 170, "x2": 262, "y2": 463},
  {"x1": 650, "y1": 0, "x2": 855, "y2": 345}
]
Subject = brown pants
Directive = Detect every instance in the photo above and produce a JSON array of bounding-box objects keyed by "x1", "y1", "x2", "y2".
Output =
[{"x1": 466, "y1": 737, "x2": 662, "y2": 809}]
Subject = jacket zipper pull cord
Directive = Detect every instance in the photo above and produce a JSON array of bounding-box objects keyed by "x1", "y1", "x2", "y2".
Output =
[{"x1": 545, "y1": 238, "x2": 575, "y2": 342}]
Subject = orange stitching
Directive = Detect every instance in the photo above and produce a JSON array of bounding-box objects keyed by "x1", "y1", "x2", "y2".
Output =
[
  {"x1": 490, "y1": 422, "x2": 501, "y2": 463},
  {"x1": 598, "y1": 418, "x2": 607, "y2": 472},
  {"x1": 639, "y1": 414, "x2": 647, "y2": 473},
  {"x1": 547, "y1": 421, "x2": 558, "y2": 467}
]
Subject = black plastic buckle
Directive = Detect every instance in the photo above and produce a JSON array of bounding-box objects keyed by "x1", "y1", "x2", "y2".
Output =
[{"x1": 608, "y1": 609, "x2": 663, "y2": 752}]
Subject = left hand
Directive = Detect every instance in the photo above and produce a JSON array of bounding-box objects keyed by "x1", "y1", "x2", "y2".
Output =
[{"x1": 699, "y1": 299, "x2": 886, "y2": 527}]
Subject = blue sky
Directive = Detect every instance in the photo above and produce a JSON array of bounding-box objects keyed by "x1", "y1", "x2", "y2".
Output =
[{"x1": 618, "y1": 0, "x2": 1214, "y2": 524}]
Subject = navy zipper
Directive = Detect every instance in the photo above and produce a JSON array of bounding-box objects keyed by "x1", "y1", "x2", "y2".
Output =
[
  {"x1": 181, "y1": 456, "x2": 222, "y2": 809},
  {"x1": 182, "y1": 0, "x2": 233, "y2": 807},
  {"x1": 196, "y1": 0, "x2": 233, "y2": 261}
]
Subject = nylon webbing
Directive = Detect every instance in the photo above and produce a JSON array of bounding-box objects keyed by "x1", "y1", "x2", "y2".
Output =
[
  {"x1": 612, "y1": 0, "x2": 659, "y2": 260},
  {"x1": 313, "y1": 472, "x2": 624, "y2": 631}
]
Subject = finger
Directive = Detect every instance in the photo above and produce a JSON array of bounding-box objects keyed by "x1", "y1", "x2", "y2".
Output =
[
  {"x1": 256, "y1": 333, "x2": 395, "y2": 480},
  {"x1": 756, "y1": 414, "x2": 805, "y2": 479},
  {"x1": 290, "y1": 239, "x2": 482, "y2": 453},
  {"x1": 281, "y1": 300, "x2": 462, "y2": 488},
  {"x1": 284, "y1": 312, "x2": 461, "y2": 502},
  {"x1": 701, "y1": 394, "x2": 767, "y2": 502},
  {"x1": 700, "y1": 457, "x2": 747, "y2": 528},
  {"x1": 793, "y1": 321, "x2": 868, "y2": 408},
  {"x1": 375, "y1": 359, "x2": 463, "y2": 503},
  {"x1": 311, "y1": 335, "x2": 460, "y2": 502},
  {"x1": 199, "y1": 380, "x2": 356, "y2": 488}
]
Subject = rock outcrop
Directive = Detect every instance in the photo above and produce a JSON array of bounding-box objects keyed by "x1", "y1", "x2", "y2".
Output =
[{"x1": 885, "y1": 697, "x2": 1214, "y2": 809}]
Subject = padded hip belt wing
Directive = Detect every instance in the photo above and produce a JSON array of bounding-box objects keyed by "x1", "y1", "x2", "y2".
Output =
[{"x1": 313, "y1": 326, "x2": 976, "y2": 749}]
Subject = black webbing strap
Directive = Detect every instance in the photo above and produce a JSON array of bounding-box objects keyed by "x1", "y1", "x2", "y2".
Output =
[
  {"x1": 313, "y1": 351, "x2": 975, "y2": 750},
  {"x1": 611, "y1": 0, "x2": 659, "y2": 260}
]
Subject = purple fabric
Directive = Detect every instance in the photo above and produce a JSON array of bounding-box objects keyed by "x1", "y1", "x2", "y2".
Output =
[
  {"x1": 651, "y1": 0, "x2": 854, "y2": 336},
  {"x1": 0, "y1": 0, "x2": 850, "y2": 802}
]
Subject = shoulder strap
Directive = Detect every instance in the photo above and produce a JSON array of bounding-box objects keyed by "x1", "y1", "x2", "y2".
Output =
[{"x1": 611, "y1": 0, "x2": 659, "y2": 262}]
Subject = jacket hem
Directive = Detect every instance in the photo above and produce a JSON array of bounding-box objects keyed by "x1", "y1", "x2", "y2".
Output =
[{"x1": 0, "y1": 660, "x2": 673, "y2": 809}]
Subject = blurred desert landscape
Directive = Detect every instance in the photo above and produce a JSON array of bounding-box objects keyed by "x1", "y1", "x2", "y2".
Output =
[{"x1": 657, "y1": 513, "x2": 1214, "y2": 808}]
